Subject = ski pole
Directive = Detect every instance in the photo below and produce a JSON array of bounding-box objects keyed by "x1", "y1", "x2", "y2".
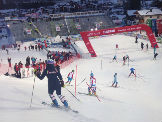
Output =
[
  {"x1": 86, "y1": 82, "x2": 101, "y2": 102},
  {"x1": 30, "y1": 76, "x2": 36, "y2": 108},
  {"x1": 77, "y1": 77, "x2": 86, "y2": 86},
  {"x1": 64, "y1": 87, "x2": 80, "y2": 102}
]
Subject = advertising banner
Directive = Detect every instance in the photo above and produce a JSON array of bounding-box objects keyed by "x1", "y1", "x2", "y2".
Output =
[
  {"x1": 26, "y1": 29, "x2": 32, "y2": 34},
  {"x1": 20, "y1": 68, "x2": 34, "y2": 78},
  {"x1": 56, "y1": 26, "x2": 60, "y2": 31}
]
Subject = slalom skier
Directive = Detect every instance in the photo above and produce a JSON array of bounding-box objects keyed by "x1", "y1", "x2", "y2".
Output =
[
  {"x1": 146, "y1": 43, "x2": 148, "y2": 50},
  {"x1": 135, "y1": 35, "x2": 138, "y2": 43},
  {"x1": 88, "y1": 72, "x2": 96, "y2": 95},
  {"x1": 34, "y1": 59, "x2": 68, "y2": 108},
  {"x1": 112, "y1": 73, "x2": 118, "y2": 87},
  {"x1": 153, "y1": 44, "x2": 157, "y2": 54},
  {"x1": 125, "y1": 54, "x2": 130, "y2": 65},
  {"x1": 153, "y1": 53, "x2": 158, "y2": 60},
  {"x1": 128, "y1": 67, "x2": 136, "y2": 77},
  {"x1": 66, "y1": 70, "x2": 74, "y2": 84},
  {"x1": 123, "y1": 56, "x2": 126, "y2": 65},
  {"x1": 112, "y1": 55, "x2": 117, "y2": 62},
  {"x1": 141, "y1": 42, "x2": 144, "y2": 50},
  {"x1": 116, "y1": 44, "x2": 119, "y2": 49},
  {"x1": 125, "y1": 55, "x2": 129, "y2": 61}
]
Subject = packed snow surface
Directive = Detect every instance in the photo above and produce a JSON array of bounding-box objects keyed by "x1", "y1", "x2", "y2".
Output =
[{"x1": 0, "y1": 34, "x2": 162, "y2": 122}]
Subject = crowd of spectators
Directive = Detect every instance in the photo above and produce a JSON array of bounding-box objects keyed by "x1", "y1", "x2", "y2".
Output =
[
  {"x1": 13, "y1": 55, "x2": 46, "y2": 78},
  {"x1": 0, "y1": 1, "x2": 114, "y2": 22},
  {"x1": 47, "y1": 50, "x2": 73, "y2": 65},
  {"x1": 12, "y1": 49, "x2": 74, "y2": 78},
  {"x1": 9, "y1": 39, "x2": 75, "y2": 78}
]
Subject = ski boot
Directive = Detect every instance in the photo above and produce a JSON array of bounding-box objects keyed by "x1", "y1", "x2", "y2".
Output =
[
  {"x1": 63, "y1": 100, "x2": 68, "y2": 108},
  {"x1": 88, "y1": 91, "x2": 92, "y2": 95},
  {"x1": 52, "y1": 99, "x2": 59, "y2": 107},
  {"x1": 114, "y1": 83, "x2": 118, "y2": 88},
  {"x1": 93, "y1": 92, "x2": 96, "y2": 96}
]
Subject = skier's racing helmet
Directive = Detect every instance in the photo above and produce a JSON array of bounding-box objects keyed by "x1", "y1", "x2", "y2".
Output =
[
  {"x1": 47, "y1": 59, "x2": 54, "y2": 64},
  {"x1": 90, "y1": 72, "x2": 94, "y2": 77}
]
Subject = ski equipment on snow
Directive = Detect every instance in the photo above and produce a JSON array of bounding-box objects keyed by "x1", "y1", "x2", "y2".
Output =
[
  {"x1": 86, "y1": 82, "x2": 101, "y2": 102},
  {"x1": 77, "y1": 77, "x2": 86, "y2": 86},
  {"x1": 42, "y1": 101, "x2": 79, "y2": 113},
  {"x1": 30, "y1": 76, "x2": 36, "y2": 108},
  {"x1": 64, "y1": 87, "x2": 80, "y2": 102}
]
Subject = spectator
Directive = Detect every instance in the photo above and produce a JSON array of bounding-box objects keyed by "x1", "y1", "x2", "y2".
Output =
[{"x1": 8, "y1": 57, "x2": 11, "y2": 68}]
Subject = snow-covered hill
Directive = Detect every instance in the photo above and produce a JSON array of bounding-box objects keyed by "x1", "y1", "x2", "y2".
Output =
[{"x1": 0, "y1": 34, "x2": 162, "y2": 122}]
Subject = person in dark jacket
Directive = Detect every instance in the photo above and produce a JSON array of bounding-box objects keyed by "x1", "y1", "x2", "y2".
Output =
[
  {"x1": 35, "y1": 59, "x2": 68, "y2": 107},
  {"x1": 153, "y1": 53, "x2": 158, "y2": 60},
  {"x1": 8, "y1": 57, "x2": 11, "y2": 68},
  {"x1": 135, "y1": 35, "x2": 138, "y2": 43},
  {"x1": 26, "y1": 56, "x2": 30, "y2": 66},
  {"x1": 141, "y1": 42, "x2": 144, "y2": 50}
]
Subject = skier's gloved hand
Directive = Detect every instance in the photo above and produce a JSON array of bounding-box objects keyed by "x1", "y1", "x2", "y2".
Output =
[
  {"x1": 34, "y1": 69, "x2": 40, "y2": 76},
  {"x1": 60, "y1": 80, "x2": 65, "y2": 87},
  {"x1": 34, "y1": 69, "x2": 38, "y2": 75}
]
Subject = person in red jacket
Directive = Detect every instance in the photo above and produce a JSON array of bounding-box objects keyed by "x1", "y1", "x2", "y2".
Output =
[
  {"x1": 18, "y1": 61, "x2": 23, "y2": 68},
  {"x1": 66, "y1": 70, "x2": 74, "y2": 84},
  {"x1": 14, "y1": 63, "x2": 20, "y2": 77}
]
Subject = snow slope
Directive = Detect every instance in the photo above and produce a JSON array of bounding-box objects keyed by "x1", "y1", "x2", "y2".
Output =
[{"x1": 0, "y1": 34, "x2": 162, "y2": 122}]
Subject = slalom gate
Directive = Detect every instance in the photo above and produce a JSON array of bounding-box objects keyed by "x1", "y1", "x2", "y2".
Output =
[{"x1": 80, "y1": 24, "x2": 159, "y2": 57}]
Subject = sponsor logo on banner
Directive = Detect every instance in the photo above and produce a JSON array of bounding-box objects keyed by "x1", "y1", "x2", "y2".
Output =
[
  {"x1": 26, "y1": 29, "x2": 32, "y2": 34},
  {"x1": 103, "y1": 29, "x2": 115, "y2": 34},
  {"x1": 76, "y1": 24, "x2": 81, "y2": 29},
  {"x1": 87, "y1": 32, "x2": 101, "y2": 37},
  {"x1": 56, "y1": 26, "x2": 60, "y2": 31}
]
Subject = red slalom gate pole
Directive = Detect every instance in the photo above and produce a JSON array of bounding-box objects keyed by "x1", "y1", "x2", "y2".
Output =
[{"x1": 86, "y1": 82, "x2": 101, "y2": 102}]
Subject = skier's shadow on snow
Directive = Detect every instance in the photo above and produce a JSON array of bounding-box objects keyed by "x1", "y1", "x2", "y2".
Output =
[
  {"x1": 12, "y1": 87, "x2": 41, "y2": 100},
  {"x1": 100, "y1": 96, "x2": 125, "y2": 104}
]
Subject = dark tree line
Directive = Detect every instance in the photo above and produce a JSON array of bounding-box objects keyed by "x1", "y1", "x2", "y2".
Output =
[
  {"x1": 152, "y1": 0, "x2": 162, "y2": 9},
  {"x1": 18, "y1": 2, "x2": 55, "y2": 9},
  {"x1": 0, "y1": 1, "x2": 55, "y2": 9}
]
